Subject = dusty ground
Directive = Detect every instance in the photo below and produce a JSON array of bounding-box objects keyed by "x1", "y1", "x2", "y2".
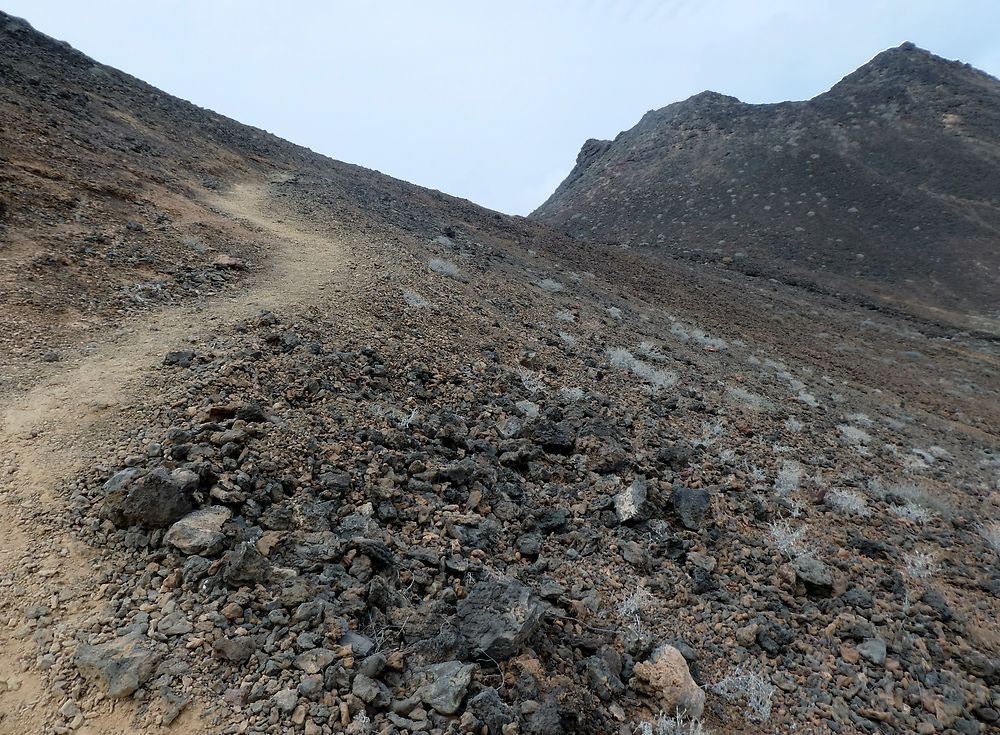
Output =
[
  {"x1": 0, "y1": 179, "x2": 350, "y2": 734},
  {"x1": 1, "y1": 176, "x2": 997, "y2": 735},
  {"x1": 1, "y1": 12, "x2": 998, "y2": 735}
]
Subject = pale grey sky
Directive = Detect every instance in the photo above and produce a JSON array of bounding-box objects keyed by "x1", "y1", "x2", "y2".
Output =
[{"x1": 6, "y1": 1, "x2": 1000, "y2": 214}]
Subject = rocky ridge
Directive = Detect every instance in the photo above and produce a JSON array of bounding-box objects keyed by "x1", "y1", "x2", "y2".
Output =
[{"x1": 532, "y1": 43, "x2": 1000, "y2": 330}]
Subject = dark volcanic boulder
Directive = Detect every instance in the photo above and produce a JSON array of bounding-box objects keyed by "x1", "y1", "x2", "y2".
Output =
[
  {"x1": 529, "y1": 420, "x2": 576, "y2": 455},
  {"x1": 457, "y1": 576, "x2": 544, "y2": 659},
  {"x1": 107, "y1": 467, "x2": 194, "y2": 528},
  {"x1": 223, "y1": 542, "x2": 272, "y2": 587},
  {"x1": 792, "y1": 555, "x2": 835, "y2": 597},
  {"x1": 672, "y1": 485, "x2": 710, "y2": 530},
  {"x1": 468, "y1": 687, "x2": 515, "y2": 732}
]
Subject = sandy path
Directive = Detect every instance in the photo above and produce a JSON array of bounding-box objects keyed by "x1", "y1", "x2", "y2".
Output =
[{"x1": 0, "y1": 179, "x2": 346, "y2": 734}]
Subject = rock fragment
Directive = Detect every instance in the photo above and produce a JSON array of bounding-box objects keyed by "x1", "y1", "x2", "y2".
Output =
[
  {"x1": 614, "y1": 478, "x2": 648, "y2": 523},
  {"x1": 418, "y1": 660, "x2": 476, "y2": 715},
  {"x1": 792, "y1": 555, "x2": 835, "y2": 597},
  {"x1": 467, "y1": 688, "x2": 515, "y2": 732},
  {"x1": 112, "y1": 467, "x2": 193, "y2": 528},
  {"x1": 672, "y1": 485, "x2": 710, "y2": 530},
  {"x1": 457, "y1": 576, "x2": 544, "y2": 659},
  {"x1": 156, "y1": 612, "x2": 192, "y2": 636},
  {"x1": 75, "y1": 633, "x2": 161, "y2": 698},
  {"x1": 164, "y1": 506, "x2": 231, "y2": 555},
  {"x1": 223, "y1": 542, "x2": 271, "y2": 587},
  {"x1": 630, "y1": 644, "x2": 705, "y2": 719}
]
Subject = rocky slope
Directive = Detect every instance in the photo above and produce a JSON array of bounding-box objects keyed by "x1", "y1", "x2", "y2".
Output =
[
  {"x1": 532, "y1": 43, "x2": 1000, "y2": 330},
  {"x1": 1, "y1": 14, "x2": 998, "y2": 735}
]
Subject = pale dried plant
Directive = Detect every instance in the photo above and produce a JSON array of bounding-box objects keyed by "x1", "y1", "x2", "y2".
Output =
[
  {"x1": 826, "y1": 489, "x2": 870, "y2": 517},
  {"x1": 713, "y1": 666, "x2": 775, "y2": 722},
  {"x1": 618, "y1": 586, "x2": 655, "y2": 636},
  {"x1": 607, "y1": 347, "x2": 678, "y2": 391},
  {"x1": 637, "y1": 341, "x2": 667, "y2": 362},
  {"x1": 889, "y1": 504, "x2": 932, "y2": 525},
  {"x1": 670, "y1": 322, "x2": 691, "y2": 340},
  {"x1": 902, "y1": 550, "x2": 938, "y2": 580},
  {"x1": 838, "y1": 424, "x2": 872, "y2": 445},
  {"x1": 768, "y1": 520, "x2": 810, "y2": 559},
  {"x1": 428, "y1": 257, "x2": 459, "y2": 277},
  {"x1": 402, "y1": 288, "x2": 429, "y2": 308},
  {"x1": 518, "y1": 369, "x2": 546, "y2": 394},
  {"x1": 784, "y1": 417, "x2": 803, "y2": 433},
  {"x1": 635, "y1": 712, "x2": 709, "y2": 735},
  {"x1": 773, "y1": 461, "x2": 801, "y2": 496},
  {"x1": 978, "y1": 521, "x2": 1000, "y2": 555},
  {"x1": 690, "y1": 328, "x2": 728, "y2": 350},
  {"x1": 797, "y1": 390, "x2": 819, "y2": 407}
]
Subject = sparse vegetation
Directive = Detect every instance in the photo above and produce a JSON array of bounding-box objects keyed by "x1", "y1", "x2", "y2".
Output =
[
  {"x1": 866, "y1": 476, "x2": 886, "y2": 498},
  {"x1": 607, "y1": 347, "x2": 678, "y2": 390},
  {"x1": 668, "y1": 321, "x2": 728, "y2": 350},
  {"x1": 536, "y1": 277, "x2": 564, "y2": 292},
  {"x1": 889, "y1": 504, "x2": 932, "y2": 524},
  {"x1": 618, "y1": 585, "x2": 655, "y2": 636},
  {"x1": 713, "y1": 666, "x2": 775, "y2": 722},
  {"x1": 6, "y1": 22, "x2": 996, "y2": 735},
  {"x1": 635, "y1": 712, "x2": 709, "y2": 735},
  {"x1": 428, "y1": 257, "x2": 459, "y2": 278},
  {"x1": 697, "y1": 419, "x2": 725, "y2": 448},
  {"x1": 727, "y1": 386, "x2": 774, "y2": 412},
  {"x1": 797, "y1": 390, "x2": 819, "y2": 407},
  {"x1": 690, "y1": 328, "x2": 728, "y2": 350},
  {"x1": 670, "y1": 322, "x2": 690, "y2": 340},
  {"x1": 844, "y1": 412, "x2": 874, "y2": 427},
  {"x1": 768, "y1": 520, "x2": 810, "y2": 559},
  {"x1": 889, "y1": 482, "x2": 952, "y2": 517},
  {"x1": 773, "y1": 461, "x2": 801, "y2": 495},
  {"x1": 825, "y1": 489, "x2": 870, "y2": 517},
  {"x1": 838, "y1": 424, "x2": 872, "y2": 445},
  {"x1": 402, "y1": 288, "x2": 429, "y2": 308},
  {"x1": 978, "y1": 521, "x2": 1000, "y2": 554},
  {"x1": 748, "y1": 464, "x2": 767, "y2": 486},
  {"x1": 637, "y1": 340, "x2": 666, "y2": 361},
  {"x1": 902, "y1": 550, "x2": 938, "y2": 579}
]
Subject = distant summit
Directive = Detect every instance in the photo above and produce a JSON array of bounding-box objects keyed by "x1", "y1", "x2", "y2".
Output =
[{"x1": 533, "y1": 45, "x2": 1000, "y2": 324}]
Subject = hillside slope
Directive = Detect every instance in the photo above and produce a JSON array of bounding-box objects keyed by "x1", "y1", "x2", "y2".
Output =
[
  {"x1": 1, "y1": 16, "x2": 998, "y2": 735},
  {"x1": 533, "y1": 43, "x2": 1000, "y2": 329},
  {"x1": 0, "y1": 10, "x2": 524, "y2": 394}
]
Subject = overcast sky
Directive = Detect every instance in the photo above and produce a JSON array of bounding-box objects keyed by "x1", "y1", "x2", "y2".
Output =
[{"x1": 6, "y1": 1, "x2": 1000, "y2": 214}]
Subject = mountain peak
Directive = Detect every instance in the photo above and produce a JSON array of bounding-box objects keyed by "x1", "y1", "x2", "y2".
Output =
[
  {"x1": 827, "y1": 41, "x2": 997, "y2": 98},
  {"x1": 533, "y1": 44, "x2": 1000, "y2": 322}
]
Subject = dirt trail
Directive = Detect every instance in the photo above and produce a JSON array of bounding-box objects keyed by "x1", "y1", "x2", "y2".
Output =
[{"x1": 0, "y1": 180, "x2": 347, "y2": 734}]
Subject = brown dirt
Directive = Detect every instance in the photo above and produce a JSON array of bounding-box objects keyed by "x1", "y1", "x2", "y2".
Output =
[{"x1": 0, "y1": 179, "x2": 347, "y2": 734}]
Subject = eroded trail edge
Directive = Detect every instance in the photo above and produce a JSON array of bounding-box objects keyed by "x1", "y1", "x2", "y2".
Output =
[{"x1": 0, "y1": 180, "x2": 347, "y2": 735}]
